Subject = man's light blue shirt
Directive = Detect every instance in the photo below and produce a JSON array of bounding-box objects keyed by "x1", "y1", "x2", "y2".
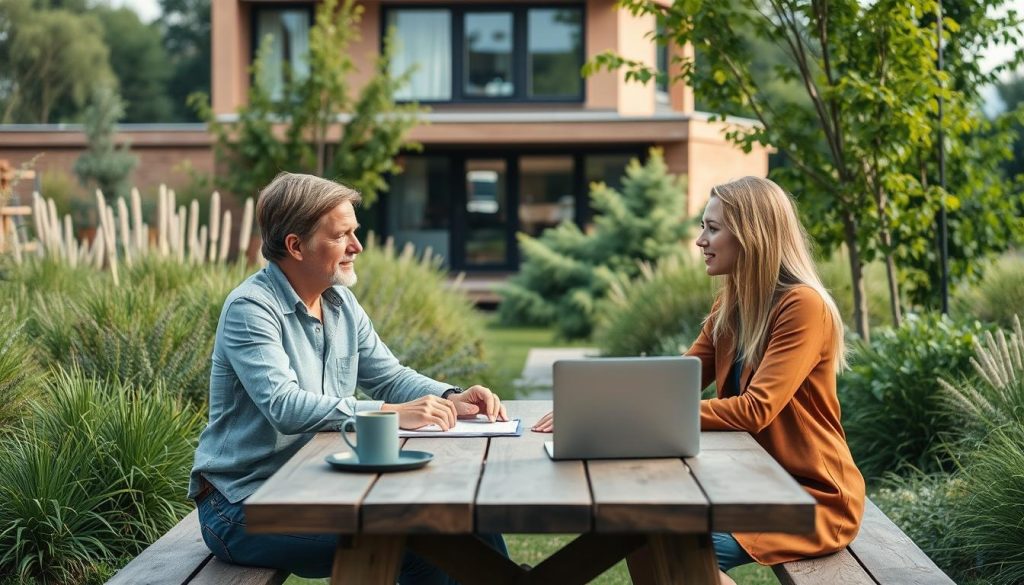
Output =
[{"x1": 189, "y1": 262, "x2": 450, "y2": 503}]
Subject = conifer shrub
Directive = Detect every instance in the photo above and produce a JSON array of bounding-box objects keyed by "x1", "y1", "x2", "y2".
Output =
[{"x1": 498, "y1": 149, "x2": 688, "y2": 339}]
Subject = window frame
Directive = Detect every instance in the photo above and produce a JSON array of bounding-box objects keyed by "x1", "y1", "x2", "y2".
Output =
[{"x1": 382, "y1": 3, "x2": 586, "y2": 105}]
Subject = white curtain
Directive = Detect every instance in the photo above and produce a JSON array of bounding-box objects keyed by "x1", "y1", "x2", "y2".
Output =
[
  {"x1": 388, "y1": 10, "x2": 452, "y2": 101},
  {"x1": 256, "y1": 10, "x2": 311, "y2": 101}
]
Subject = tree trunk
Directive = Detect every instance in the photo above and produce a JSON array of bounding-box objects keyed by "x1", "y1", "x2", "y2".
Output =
[
  {"x1": 881, "y1": 238, "x2": 903, "y2": 328},
  {"x1": 842, "y1": 211, "x2": 870, "y2": 342}
]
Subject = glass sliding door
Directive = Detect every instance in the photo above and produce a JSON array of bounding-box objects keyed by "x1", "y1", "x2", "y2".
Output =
[
  {"x1": 464, "y1": 159, "x2": 509, "y2": 267},
  {"x1": 519, "y1": 156, "x2": 574, "y2": 237},
  {"x1": 387, "y1": 156, "x2": 452, "y2": 265}
]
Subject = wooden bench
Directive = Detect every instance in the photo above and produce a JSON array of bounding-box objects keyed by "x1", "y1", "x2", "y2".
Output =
[
  {"x1": 773, "y1": 498, "x2": 955, "y2": 585},
  {"x1": 104, "y1": 509, "x2": 288, "y2": 585}
]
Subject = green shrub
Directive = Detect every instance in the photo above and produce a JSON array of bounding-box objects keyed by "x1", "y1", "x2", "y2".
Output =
[
  {"x1": 31, "y1": 281, "x2": 218, "y2": 404},
  {"x1": 499, "y1": 149, "x2": 688, "y2": 339},
  {"x1": 954, "y1": 253, "x2": 1024, "y2": 328},
  {"x1": 0, "y1": 368, "x2": 202, "y2": 583},
  {"x1": 593, "y1": 253, "x2": 716, "y2": 357},
  {"x1": 0, "y1": 308, "x2": 40, "y2": 431},
  {"x1": 838, "y1": 313, "x2": 986, "y2": 481},
  {"x1": 351, "y1": 235, "x2": 488, "y2": 388},
  {"x1": 955, "y1": 424, "x2": 1024, "y2": 585},
  {"x1": 939, "y1": 317, "x2": 1024, "y2": 444},
  {"x1": 871, "y1": 472, "x2": 975, "y2": 581},
  {"x1": 21, "y1": 258, "x2": 245, "y2": 404}
]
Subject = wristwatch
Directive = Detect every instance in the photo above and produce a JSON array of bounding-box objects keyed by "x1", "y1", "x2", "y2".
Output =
[{"x1": 442, "y1": 387, "x2": 463, "y2": 399}]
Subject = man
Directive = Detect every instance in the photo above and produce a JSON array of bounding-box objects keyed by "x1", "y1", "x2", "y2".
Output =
[{"x1": 189, "y1": 172, "x2": 508, "y2": 581}]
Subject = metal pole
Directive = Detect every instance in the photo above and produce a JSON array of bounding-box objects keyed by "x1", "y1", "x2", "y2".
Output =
[{"x1": 937, "y1": 0, "x2": 950, "y2": 314}]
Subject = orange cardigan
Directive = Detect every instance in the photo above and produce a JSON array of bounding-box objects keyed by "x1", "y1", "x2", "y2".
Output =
[{"x1": 687, "y1": 286, "x2": 865, "y2": 565}]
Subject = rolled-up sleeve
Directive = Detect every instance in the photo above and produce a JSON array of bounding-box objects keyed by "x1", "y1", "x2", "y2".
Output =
[{"x1": 223, "y1": 298, "x2": 354, "y2": 434}]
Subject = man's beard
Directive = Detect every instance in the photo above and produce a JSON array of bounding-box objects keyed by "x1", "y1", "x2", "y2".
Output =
[{"x1": 331, "y1": 267, "x2": 357, "y2": 288}]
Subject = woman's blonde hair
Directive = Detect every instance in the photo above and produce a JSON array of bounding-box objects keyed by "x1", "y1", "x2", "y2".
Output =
[{"x1": 707, "y1": 176, "x2": 847, "y2": 371}]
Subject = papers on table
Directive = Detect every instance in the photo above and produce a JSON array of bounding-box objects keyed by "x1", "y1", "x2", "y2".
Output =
[{"x1": 399, "y1": 416, "x2": 523, "y2": 438}]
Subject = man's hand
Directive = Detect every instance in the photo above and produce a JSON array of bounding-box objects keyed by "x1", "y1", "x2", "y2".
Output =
[
  {"x1": 448, "y1": 385, "x2": 508, "y2": 423},
  {"x1": 381, "y1": 395, "x2": 458, "y2": 430},
  {"x1": 531, "y1": 411, "x2": 553, "y2": 433}
]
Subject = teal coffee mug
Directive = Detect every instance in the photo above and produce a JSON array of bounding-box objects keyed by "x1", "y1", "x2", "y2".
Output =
[{"x1": 341, "y1": 411, "x2": 400, "y2": 465}]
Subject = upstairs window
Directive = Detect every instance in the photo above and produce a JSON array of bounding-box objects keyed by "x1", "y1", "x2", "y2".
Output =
[
  {"x1": 387, "y1": 9, "x2": 452, "y2": 101},
  {"x1": 252, "y1": 5, "x2": 313, "y2": 101},
  {"x1": 386, "y1": 5, "x2": 584, "y2": 103}
]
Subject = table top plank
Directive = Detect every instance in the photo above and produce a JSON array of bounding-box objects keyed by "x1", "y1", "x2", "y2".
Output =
[
  {"x1": 244, "y1": 433, "x2": 378, "y2": 534},
  {"x1": 588, "y1": 458, "x2": 708, "y2": 533},
  {"x1": 701, "y1": 431, "x2": 762, "y2": 451},
  {"x1": 361, "y1": 437, "x2": 487, "y2": 534},
  {"x1": 687, "y1": 447, "x2": 816, "y2": 533},
  {"x1": 476, "y1": 401, "x2": 592, "y2": 533}
]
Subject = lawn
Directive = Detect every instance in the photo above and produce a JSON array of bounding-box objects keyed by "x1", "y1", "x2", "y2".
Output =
[{"x1": 479, "y1": 312, "x2": 592, "y2": 398}]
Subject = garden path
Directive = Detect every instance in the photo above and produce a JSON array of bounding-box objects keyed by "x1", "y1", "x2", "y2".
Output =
[{"x1": 515, "y1": 347, "x2": 597, "y2": 399}]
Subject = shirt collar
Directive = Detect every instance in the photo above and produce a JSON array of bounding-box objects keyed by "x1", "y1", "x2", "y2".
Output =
[{"x1": 266, "y1": 261, "x2": 345, "y2": 314}]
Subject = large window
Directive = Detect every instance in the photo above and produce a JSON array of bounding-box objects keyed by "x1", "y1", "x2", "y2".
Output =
[
  {"x1": 387, "y1": 10, "x2": 452, "y2": 101},
  {"x1": 528, "y1": 9, "x2": 583, "y2": 99},
  {"x1": 252, "y1": 6, "x2": 312, "y2": 101},
  {"x1": 386, "y1": 5, "x2": 584, "y2": 103}
]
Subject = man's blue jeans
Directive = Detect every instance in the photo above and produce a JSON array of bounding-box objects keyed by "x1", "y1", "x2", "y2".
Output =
[{"x1": 197, "y1": 489, "x2": 508, "y2": 582}]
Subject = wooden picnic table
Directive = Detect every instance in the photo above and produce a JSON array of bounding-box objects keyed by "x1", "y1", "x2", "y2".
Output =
[{"x1": 244, "y1": 400, "x2": 815, "y2": 585}]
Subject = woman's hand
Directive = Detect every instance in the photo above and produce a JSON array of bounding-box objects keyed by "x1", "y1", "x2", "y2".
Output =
[{"x1": 532, "y1": 411, "x2": 554, "y2": 433}]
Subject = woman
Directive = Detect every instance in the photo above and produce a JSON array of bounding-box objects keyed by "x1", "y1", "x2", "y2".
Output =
[{"x1": 533, "y1": 176, "x2": 865, "y2": 585}]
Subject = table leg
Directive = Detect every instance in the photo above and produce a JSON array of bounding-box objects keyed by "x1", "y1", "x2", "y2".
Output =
[
  {"x1": 330, "y1": 534, "x2": 405, "y2": 585},
  {"x1": 627, "y1": 534, "x2": 719, "y2": 585}
]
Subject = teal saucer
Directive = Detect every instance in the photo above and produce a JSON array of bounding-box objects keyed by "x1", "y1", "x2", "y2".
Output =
[{"x1": 325, "y1": 450, "x2": 433, "y2": 473}]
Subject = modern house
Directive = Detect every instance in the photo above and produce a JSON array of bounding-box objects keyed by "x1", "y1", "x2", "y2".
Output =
[{"x1": 211, "y1": 0, "x2": 769, "y2": 273}]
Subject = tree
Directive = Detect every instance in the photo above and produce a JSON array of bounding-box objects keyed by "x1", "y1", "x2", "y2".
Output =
[
  {"x1": 94, "y1": 7, "x2": 173, "y2": 122},
  {"x1": 0, "y1": 1, "x2": 114, "y2": 123},
  {"x1": 498, "y1": 149, "x2": 689, "y2": 339},
  {"x1": 191, "y1": 0, "x2": 422, "y2": 206},
  {"x1": 159, "y1": 0, "x2": 210, "y2": 122},
  {"x1": 591, "y1": 0, "x2": 1024, "y2": 339},
  {"x1": 74, "y1": 87, "x2": 138, "y2": 201}
]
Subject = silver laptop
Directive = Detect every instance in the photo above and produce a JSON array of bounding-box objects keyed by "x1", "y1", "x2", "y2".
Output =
[{"x1": 544, "y1": 356, "x2": 701, "y2": 460}]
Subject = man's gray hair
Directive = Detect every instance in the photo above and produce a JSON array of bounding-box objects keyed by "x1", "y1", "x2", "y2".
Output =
[{"x1": 257, "y1": 172, "x2": 362, "y2": 262}]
